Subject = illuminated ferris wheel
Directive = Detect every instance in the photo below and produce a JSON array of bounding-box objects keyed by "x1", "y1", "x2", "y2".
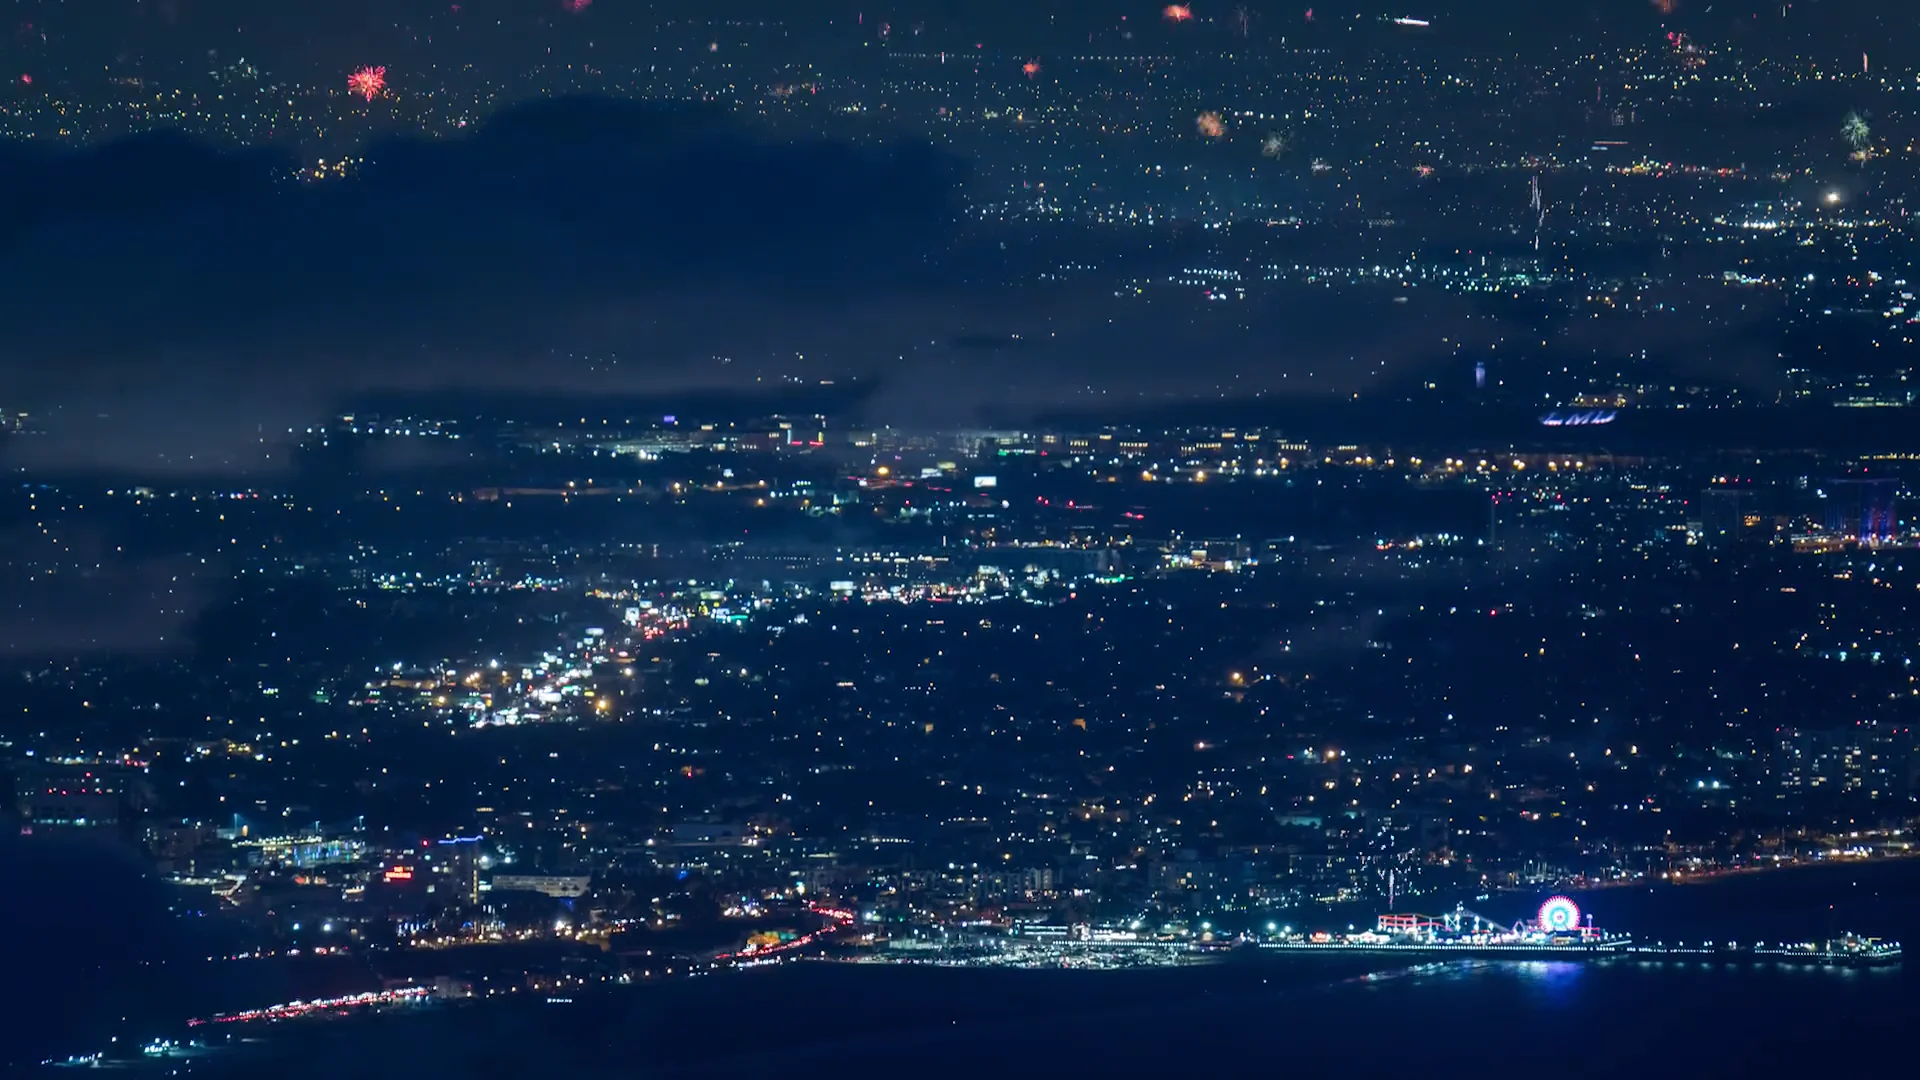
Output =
[{"x1": 1537, "y1": 896, "x2": 1582, "y2": 934}]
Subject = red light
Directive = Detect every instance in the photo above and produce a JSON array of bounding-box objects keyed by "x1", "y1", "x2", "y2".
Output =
[{"x1": 347, "y1": 65, "x2": 387, "y2": 101}]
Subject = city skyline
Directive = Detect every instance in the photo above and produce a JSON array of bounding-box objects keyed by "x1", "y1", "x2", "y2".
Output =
[{"x1": 2, "y1": 2, "x2": 1916, "y2": 1075}]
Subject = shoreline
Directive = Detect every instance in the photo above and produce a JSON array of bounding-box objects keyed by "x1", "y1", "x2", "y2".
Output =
[{"x1": 1558, "y1": 847, "x2": 1920, "y2": 892}]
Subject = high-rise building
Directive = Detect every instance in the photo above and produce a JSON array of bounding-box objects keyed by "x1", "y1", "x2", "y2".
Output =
[
  {"x1": 1698, "y1": 484, "x2": 1763, "y2": 546},
  {"x1": 14, "y1": 765, "x2": 125, "y2": 833},
  {"x1": 1826, "y1": 477, "x2": 1897, "y2": 543},
  {"x1": 433, "y1": 835, "x2": 485, "y2": 905}
]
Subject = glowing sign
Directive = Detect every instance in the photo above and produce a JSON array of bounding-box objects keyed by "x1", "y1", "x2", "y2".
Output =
[
  {"x1": 973, "y1": 476, "x2": 998, "y2": 488},
  {"x1": 384, "y1": 866, "x2": 415, "y2": 882},
  {"x1": 1539, "y1": 409, "x2": 1617, "y2": 427},
  {"x1": 1538, "y1": 895, "x2": 1581, "y2": 933}
]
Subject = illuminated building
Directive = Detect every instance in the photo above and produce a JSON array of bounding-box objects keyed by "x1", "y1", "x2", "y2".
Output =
[
  {"x1": 1698, "y1": 484, "x2": 1764, "y2": 546},
  {"x1": 13, "y1": 765, "x2": 134, "y2": 833},
  {"x1": 1825, "y1": 477, "x2": 1897, "y2": 543},
  {"x1": 489, "y1": 873, "x2": 591, "y2": 898}
]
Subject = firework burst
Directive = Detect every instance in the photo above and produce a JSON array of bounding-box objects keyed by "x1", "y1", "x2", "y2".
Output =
[
  {"x1": 1261, "y1": 131, "x2": 1290, "y2": 158},
  {"x1": 1367, "y1": 822, "x2": 1421, "y2": 908},
  {"x1": 1197, "y1": 111, "x2": 1225, "y2": 137},
  {"x1": 1022, "y1": 59, "x2": 1041, "y2": 78},
  {"x1": 563, "y1": 0, "x2": 592, "y2": 11},
  {"x1": 1163, "y1": 5, "x2": 1194, "y2": 23},
  {"x1": 348, "y1": 65, "x2": 387, "y2": 101},
  {"x1": 1843, "y1": 110, "x2": 1871, "y2": 152}
]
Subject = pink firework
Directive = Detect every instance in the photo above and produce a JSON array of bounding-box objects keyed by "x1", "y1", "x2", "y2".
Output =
[
  {"x1": 348, "y1": 65, "x2": 387, "y2": 101},
  {"x1": 564, "y1": 0, "x2": 592, "y2": 11}
]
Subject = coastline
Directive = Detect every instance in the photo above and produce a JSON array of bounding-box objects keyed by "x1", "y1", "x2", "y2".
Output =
[{"x1": 1558, "y1": 846, "x2": 1920, "y2": 892}]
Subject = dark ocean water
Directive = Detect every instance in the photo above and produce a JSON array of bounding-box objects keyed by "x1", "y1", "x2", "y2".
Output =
[
  {"x1": 0, "y1": 833, "x2": 372, "y2": 1071},
  {"x1": 12, "y1": 846, "x2": 1918, "y2": 1076}
]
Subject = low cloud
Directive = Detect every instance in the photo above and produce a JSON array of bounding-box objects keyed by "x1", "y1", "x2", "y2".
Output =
[{"x1": 0, "y1": 97, "x2": 965, "y2": 473}]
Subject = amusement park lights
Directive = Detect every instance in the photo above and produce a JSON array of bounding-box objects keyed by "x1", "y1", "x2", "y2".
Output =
[{"x1": 1538, "y1": 896, "x2": 1582, "y2": 934}]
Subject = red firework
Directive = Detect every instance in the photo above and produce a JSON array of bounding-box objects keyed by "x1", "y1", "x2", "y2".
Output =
[
  {"x1": 1164, "y1": 4, "x2": 1194, "y2": 22},
  {"x1": 563, "y1": 0, "x2": 592, "y2": 11},
  {"x1": 1022, "y1": 59, "x2": 1041, "y2": 78},
  {"x1": 348, "y1": 65, "x2": 387, "y2": 101}
]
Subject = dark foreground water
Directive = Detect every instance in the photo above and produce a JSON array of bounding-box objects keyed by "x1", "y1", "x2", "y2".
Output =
[{"x1": 13, "y1": 845, "x2": 1919, "y2": 1077}]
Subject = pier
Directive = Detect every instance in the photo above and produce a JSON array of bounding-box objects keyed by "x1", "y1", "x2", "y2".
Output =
[
  {"x1": 1625, "y1": 935, "x2": 1901, "y2": 968},
  {"x1": 1254, "y1": 898, "x2": 1900, "y2": 968}
]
